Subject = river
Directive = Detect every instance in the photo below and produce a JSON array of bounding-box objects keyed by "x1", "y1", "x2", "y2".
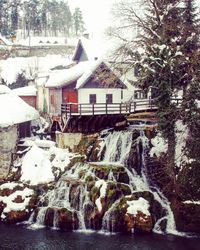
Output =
[{"x1": 0, "y1": 224, "x2": 199, "y2": 250}]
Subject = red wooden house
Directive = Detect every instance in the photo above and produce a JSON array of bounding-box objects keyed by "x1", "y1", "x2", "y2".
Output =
[{"x1": 12, "y1": 85, "x2": 37, "y2": 109}]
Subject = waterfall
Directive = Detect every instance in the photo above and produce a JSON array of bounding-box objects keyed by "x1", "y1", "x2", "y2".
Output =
[
  {"x1": 101, "y1": 199, "x2": 121, "y2": 233},
  {"x1": 137, "y1": 131, "x2": 179, "y2": 235},
  {"x1": 100, "y1": 130, "x2": 179, "y2": 235},
  {"x1": 30, "y1": 129, "x2": 181, "y2": 235},
  {"x1": 99, "y1": 131, "x2": 133, "y2": 164},
  {"x1": 31, "y1": 163, "x2": 91, "y2": 231}
]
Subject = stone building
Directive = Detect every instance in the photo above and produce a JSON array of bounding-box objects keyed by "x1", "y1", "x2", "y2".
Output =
[{"x1": 0, "y1": 85, "x2": 39, "y2": 179}]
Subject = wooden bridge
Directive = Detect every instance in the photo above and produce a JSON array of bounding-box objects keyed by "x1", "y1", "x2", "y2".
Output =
[{"x1": 51, "y1": 98, "x2": 182, "y2": 133}]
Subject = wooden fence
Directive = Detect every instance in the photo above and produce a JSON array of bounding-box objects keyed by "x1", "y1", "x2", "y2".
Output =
[{"x1": 61, "y1": 99, "x2": 157, "y2": 116}]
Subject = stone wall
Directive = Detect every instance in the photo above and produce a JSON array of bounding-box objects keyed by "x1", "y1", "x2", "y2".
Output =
[
  {"x1": 56, "y1": 132, "x2": 82, "y2": 151},
  {"x1": 10, "y1": 45, "x2": 75, "y2": 57},
  {"x1": 0, "y1": 126, "x2": 18, "y2": 179}
]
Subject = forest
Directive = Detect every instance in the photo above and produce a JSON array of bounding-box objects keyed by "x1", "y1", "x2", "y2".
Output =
[{"x1": 0, "y1": 0, "x2": 85, "y2": 38}]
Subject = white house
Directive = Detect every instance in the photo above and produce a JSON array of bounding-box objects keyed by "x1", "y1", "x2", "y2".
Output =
[{"x1": 43, "y1": 60, "x2": 128, "y2": 118}]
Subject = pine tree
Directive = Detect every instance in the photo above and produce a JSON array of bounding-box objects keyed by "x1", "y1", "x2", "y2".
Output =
[
  {"x1": 73, "y1": 7, "x2": 85, "y2": 36},
  {"x1": 119, "y1": 0, "x2": 186, "y2": 177},
  {"x1": 181, "y1": 0, "x2": 200, "y2": 162},
  {"x1": 11, "y1": 3, "x2": 19, "y2": 34}
]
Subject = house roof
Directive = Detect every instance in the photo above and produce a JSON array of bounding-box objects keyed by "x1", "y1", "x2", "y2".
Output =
[
  {"x1": 45, "y1": 59, "x2": 127, "y2": 90},
  {"x1": 12, "y1": 85, "x2": 37, "y2": 96},
  {"x1": 45, "y1": 62, "x2": 89, "y2": 88},
  {"x1": 0, "y1": 85, "x2": 39, "y2": 128},
  {"x1": 0, "y1": 34, "x2": 12, "y2": 46},
  {"x1": 72, "y1": 37, "x2": 108, "y2": 62},
  {"x1": 16, "y1": 36, "x2": 67, "y2": 46},
  {"x1": 76, "y1": 60, "x2": 127, "y2": 89}
]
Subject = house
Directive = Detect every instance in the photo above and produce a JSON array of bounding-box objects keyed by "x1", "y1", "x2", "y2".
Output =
[
  {"x1": 0, "y1": 85, "x2": 39, "y2": 179},
  {"x1": 72, "y1": 37, "x2": 99, "y2": 63},
  {"x1": 12, "y1": 85, "x2": 37, "y2": 108},
  {"x1": 41, "y1": 59, "x2": 130, "y2": 133},
  {"x1": 44, "y1": 60, "x2": 127, "y2": 115},
  {"x1": 38, "y1": 62, "x2": 88, "y2": 116},
  {"x1": 36, "y1": 37, "x2": 152, "y2": 134},
  {"x1": 0, "y1": 34, "x2": 13, "y2": 59},
  {"x1": 72, "y1": 36, "x2": 149, "y2": 101}
]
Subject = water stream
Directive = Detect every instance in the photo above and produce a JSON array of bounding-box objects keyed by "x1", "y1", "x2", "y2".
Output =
[{"x1": 30, "y1": 129, "x2": 181, "y2": 235}]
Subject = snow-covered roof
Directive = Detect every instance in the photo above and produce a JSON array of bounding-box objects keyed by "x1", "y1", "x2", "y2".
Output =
[
  {"x1": 0, "y1": 85, "x2": 39, "y2": 128},
  {"x1": 76, "y1": 60, "x2": 103, "y2": 89},
  {"x1": 0, "y1": 34, "x2": 12, "y2": 46},
  {"x1": 12, "y1": 85, "x2": 37, "y2": 96},
  {"x1": 16, "y1": 36, "x2": 68, "y2": 46},
  {"x1": 76, "y1": 60, "x2": 127, "y2": 89},
  {"x1": 45, "y1": 62, "x2": 89, "y2": 88},
  {"x1": 45, "y1": 58, "x2": 127, "y2": 90},
  {"x1": 72, "y1": 37, "x2": 95, "y2": 61},
  {"x1": 0, "y1": 55, "x2": 72, "y2": 85}
]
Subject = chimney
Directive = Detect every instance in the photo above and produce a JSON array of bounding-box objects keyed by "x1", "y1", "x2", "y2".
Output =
[{"x1": 83, "y1": 33, "x2": 89, "y2": 39}]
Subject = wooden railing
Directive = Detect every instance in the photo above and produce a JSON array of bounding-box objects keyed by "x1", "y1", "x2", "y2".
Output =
[{"x1": 61, "y1": 99, "x2": 157, "y2": 116}]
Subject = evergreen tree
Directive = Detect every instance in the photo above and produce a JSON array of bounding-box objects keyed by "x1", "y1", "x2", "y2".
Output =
[
  {"x1": 181, "y1": 0, "x2": 200, "y2": 162},
  {"x1": 179, "y1": 0, "x2": 199, "y2": 98},
  {"x1": 73, "y1": 7, "x2": 85, "y2": 36},
  {"x1": 11, "y1": 3, "x2": 19, "y2": 34},
  {"x1": 111, "y1": 0, "x2": 189, "y2": 178},
  {"x1": 60, "y1": 1, "x2": 72, "y2": 36}
]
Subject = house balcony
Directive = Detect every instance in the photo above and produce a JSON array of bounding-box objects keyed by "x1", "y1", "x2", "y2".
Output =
[{"x1": 61, "y1": 99, "x2": 157, "y2": 117}]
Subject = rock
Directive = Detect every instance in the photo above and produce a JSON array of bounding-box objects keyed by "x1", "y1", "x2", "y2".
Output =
[
  {"x1": 84, "y1": 203, "x2": 102, "y2": 230},
  {"x1": 172, "y1": 199, "x2": 200, "y2": 233},
  {"x1": 5, "y1": 210, "x2": 29, "y2": 223},
  {"x1": 57, "y1": 208, "x2": 79, "y2": 231},
  {"x1": 0, "y1": 183, "x2": 37, "y2": 223},
  {"x1": 125, "y1": 211, "x2": 153, "y2": 233}
]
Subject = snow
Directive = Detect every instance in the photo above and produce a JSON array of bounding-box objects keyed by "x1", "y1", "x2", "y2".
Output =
[
  {"x1": 175, "y1": 120, "x2": 188, "y2": 168},
  {"x1": 0, "y1": 34, "x2": 12, "y2": 46},
  {"x1": 183, "y1": 200, "x2": 200, "y2": 205},
  {"x1": 0, "y1": 85, "x2": 39, "y2": 128},
  {"x1": 45, "y1": 62, "x2": 89, "y2": 88},
  {"x1": 126, "y1": 197, "x2": 150, "y2": 216},
  {"x1": 150, "y1": 133, "x2": 168, "y2": 158},
  {"x1": 76, "y1": 60, "x2": 102, "y2": 89},
  {"x1": 0, "y1": 183, "x2": 23, "y2": 190},
  {"x1": 20, "y1": 138, "x2": 55, "y2": 148},
  {"x1": 0, "y1": 186, "x2": 34, "y2": 215},
  {"x1": 16, "y1": 36, "x2": 68, "y2": 46},
  {"x1": 73, "y1": 37, "x2": 102, "y2": 61},
  {"x1": 0, "y1": 56, "x2": 72, "y2": 85},
  {"x1": 12, "y1": 86, "x2": 37, "y2": 96},
  {"x1": 95, "y1": 180, "x2": 107, "y2": 212},
  {"x1": 49, "y1": 146, "x2": 74, "y2": 172},
  {"x1": 20, "y1": 145, "x2": 54, "y2": 185},
  {"x1": 20, "y1": 144, "x2": 74, "y2": 185}
]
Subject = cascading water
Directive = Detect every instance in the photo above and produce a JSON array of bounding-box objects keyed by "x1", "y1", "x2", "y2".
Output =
[
  {"x1": 30, "y1": 129, "x2": 181, "y2": 235},
  {"x1": 99, "y1": 130, "x2": 178, "y2": 235}
]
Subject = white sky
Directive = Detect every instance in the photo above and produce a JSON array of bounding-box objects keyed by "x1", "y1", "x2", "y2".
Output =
[
  {"x1": 68, "y1": 0, "x2": 200, "y2": 38},
  {"x1": 68, "y1": 0, "x2": 115, "y2": 38}
]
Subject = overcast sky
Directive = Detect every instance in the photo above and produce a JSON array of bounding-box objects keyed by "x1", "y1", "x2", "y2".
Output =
[
  {"x1": 68, "y1": 0, "x2": 115, "y2": 38},
  {"x1": 68, "y1": 0, "x2": 200, "y2": 38}
]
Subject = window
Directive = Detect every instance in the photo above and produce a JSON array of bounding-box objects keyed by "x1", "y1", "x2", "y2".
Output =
[
  {"x1": 134, "y1": 90, "x2": 147, "y2": 99},
  {"x1": 106, "y1": 94, "x2": 113, "y2": 104},
  {"x1": 89, "y1": 94, "x2": 96, "y2": 104}
]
